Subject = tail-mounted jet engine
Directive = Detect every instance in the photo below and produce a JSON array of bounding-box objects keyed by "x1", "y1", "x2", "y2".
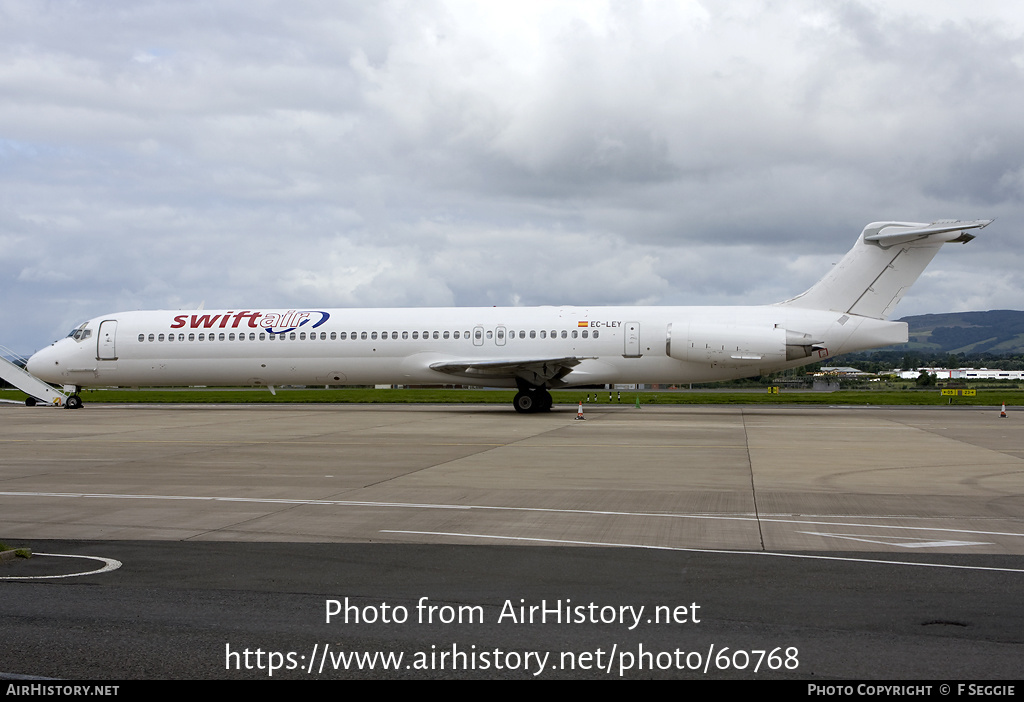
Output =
[{"x1": 666, "y1": 322, "x2": 823, "y2": 367}]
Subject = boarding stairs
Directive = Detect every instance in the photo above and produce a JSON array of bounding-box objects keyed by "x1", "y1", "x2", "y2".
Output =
[{"x1": 0, "y1": 344, "x2": 68, "y2": 406}]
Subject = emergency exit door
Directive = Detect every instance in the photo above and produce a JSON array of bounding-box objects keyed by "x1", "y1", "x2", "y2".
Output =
[{"x1": 623, "y1": 322, "x2": 641, "y2": 358}]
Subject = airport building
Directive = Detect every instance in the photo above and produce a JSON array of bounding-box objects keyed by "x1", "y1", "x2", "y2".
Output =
[{"x1": 892, "y1": 368, "x2": 1024, "y2": 381}]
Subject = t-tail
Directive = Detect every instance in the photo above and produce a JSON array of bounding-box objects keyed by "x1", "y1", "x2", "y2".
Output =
[{"x1": 779, "y1": 219, "x2": 992, "y2": 320}]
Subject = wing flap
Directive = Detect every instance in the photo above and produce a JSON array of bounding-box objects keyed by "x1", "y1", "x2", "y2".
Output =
[{"x1": 429, "y1": 356, "x2": 593, "y2": 386}]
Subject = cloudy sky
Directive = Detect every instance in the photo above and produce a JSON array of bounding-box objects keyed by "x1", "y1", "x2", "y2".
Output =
[{"x1": 3, "y1": 0, "x2": 1023, "y2": 353}]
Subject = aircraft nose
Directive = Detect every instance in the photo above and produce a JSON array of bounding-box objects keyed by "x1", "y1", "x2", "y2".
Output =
[{"x1": 26, "y1": 345, "x2": 57, "y2": 380}]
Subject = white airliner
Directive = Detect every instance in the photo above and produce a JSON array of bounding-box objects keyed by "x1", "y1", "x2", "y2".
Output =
[{"x1": 24, "y1": 219, "x2": 990, "y2": 412}]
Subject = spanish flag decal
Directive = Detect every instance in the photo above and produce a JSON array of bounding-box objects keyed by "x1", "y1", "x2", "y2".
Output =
[{"x1": 578, "y1": 321, "x2": 589, "y2": 327}]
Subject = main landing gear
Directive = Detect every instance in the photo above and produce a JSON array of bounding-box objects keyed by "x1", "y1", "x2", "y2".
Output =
[{"x1": 512, "y1": 387, "x2": 552, "y2": 414}]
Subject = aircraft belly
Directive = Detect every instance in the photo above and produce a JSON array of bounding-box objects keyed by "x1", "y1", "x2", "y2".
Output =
[
  {"x1": 101, "y1": 355, "x2": 476, "y2": 388},
  {"x1": 565, "y1": 357, "x2": 742, "y2": 386}
]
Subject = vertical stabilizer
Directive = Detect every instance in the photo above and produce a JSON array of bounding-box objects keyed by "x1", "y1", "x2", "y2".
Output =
[{"x1": 778, "y1": 220, "x2": 991, "y2": 319}]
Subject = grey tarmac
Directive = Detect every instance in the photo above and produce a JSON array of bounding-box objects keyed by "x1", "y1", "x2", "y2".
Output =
[{"x1": 1, "y1": 403, "x2": 1021, "y2": 679}]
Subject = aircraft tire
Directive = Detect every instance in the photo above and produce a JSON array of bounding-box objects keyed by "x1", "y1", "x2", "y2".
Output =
[
  {"x1": 538, "y1": 389, "x2": 552, "y2": 412},
  {"x1": 65, "y1": 395, "x2": 83, "y2": 410},
  {"x1": 513, "y1": 389, "x2": 553, "y2": 413},
  {"x1": 513, "y1": 391, "x2": 535, "y2": 413}
]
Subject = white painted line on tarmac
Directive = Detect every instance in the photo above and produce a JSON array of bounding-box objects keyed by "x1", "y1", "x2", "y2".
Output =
[
  {"x1": 3, "y1": 490, "x2": 1024, "y2": 541},
  {"x1": 0, "y1": 491, "x2": 470, "y2": 510},
  {"x1": 381, "y1": 530, "x2": 1024, "y2": 574},
  {"x1": 0, "y1": 553, "x2": 122, "y2": 580},
  {"x1": 796, "y1": 531, "x2": 990, "y2": 548}
]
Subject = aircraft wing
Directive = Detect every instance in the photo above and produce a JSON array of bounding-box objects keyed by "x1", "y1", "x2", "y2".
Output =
[{"x1": 429, "y1": 356, "x2": 595, "y2": 387}]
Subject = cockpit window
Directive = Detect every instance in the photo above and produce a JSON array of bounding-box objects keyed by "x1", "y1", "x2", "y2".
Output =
[{"x1": 66, "y1": 323, "x2": 93, "y2": 342}]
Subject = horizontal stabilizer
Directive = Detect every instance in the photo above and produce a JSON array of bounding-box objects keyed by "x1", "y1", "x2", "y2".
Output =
[{"x1": 863, "y1": 219, "x2": 992, "y2": 248}]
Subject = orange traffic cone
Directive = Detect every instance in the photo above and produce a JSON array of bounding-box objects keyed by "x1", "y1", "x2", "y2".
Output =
[
  {"x1": 1000, "y1": 402, "x2": 1007, "y2": 418},
  {"x1": 575, "y1": 401, "x2": 586, "y2": 420}
]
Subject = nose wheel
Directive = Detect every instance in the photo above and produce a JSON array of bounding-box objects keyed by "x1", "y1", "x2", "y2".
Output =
[{"x1": 65, "y1": 395, "x2": 83, "y2": 409}]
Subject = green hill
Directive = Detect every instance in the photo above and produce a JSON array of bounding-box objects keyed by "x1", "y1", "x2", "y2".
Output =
[{"x1": 896, "y1": 310, "x2": 1024, "y2": 355}]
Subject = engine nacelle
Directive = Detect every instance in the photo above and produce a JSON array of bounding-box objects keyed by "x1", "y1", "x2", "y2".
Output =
[{"x1": 667, "y1": 323, "x2": 820, "y2": 367}]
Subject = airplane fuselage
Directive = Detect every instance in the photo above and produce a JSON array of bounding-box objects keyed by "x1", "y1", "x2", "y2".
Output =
[{"x1": 27, "y1": 304, "x2": 906, "y2": 391}]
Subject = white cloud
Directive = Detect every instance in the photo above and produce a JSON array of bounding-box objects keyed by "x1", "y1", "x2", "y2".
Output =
[{"x1": 1, "y1": 0, "x2": 1022, "y2": 352}]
